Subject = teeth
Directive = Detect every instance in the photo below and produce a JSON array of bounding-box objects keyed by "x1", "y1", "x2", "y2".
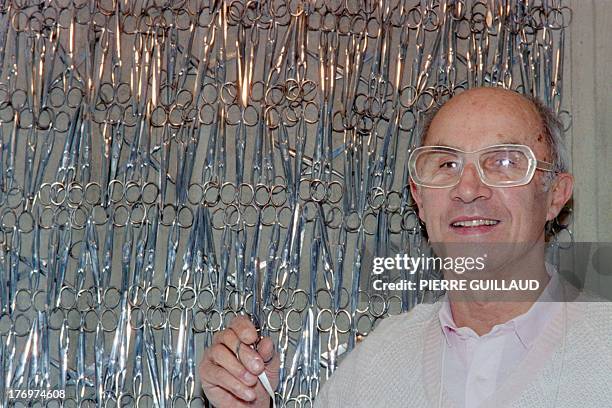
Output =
[{"x1": 452, "y1": 219, "x2": 499, "y2": 227}]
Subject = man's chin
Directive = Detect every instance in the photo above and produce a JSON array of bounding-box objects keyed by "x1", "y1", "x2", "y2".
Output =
[
  {"x1": 430, "y1": 241, "x2": 491, "y2": 261},
  {"x1": 437, "y1": 229, "x2": 512, "y2": 245},
  {"x1": 433, "y1": 241, "x2": 544, "y2": 267}
]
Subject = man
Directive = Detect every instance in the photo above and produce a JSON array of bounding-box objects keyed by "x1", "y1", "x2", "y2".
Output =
[{"x1": 199, "y1": 88, "x2": 612, "y2": 407}]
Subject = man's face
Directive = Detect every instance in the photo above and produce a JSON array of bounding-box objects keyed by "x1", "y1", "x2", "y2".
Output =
[{"x1": 410, "y1": 89, "x2": 572, "y2": 245}]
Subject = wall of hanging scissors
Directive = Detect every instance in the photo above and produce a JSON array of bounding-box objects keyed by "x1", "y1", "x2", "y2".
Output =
[{"x1": 0, "y1": 0, "x2": 582, "y2": 406}]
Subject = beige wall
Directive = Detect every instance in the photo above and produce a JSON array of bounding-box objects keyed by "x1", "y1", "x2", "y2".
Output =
[{"x1": 569, "y1": 0, "x2": 612, "y2": 242}]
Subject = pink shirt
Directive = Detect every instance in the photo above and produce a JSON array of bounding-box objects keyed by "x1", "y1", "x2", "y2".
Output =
[{"x1": 438, "y1": 265, "x2": 562, "y2": 408}]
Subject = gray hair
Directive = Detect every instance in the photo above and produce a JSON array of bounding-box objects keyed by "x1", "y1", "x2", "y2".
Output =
[
  {"x1": 415, "y1": 95, "x2": 570, "y2": 175},
  {"x1": 528, "y1": 96, "x2": 570, "y2": 174}
]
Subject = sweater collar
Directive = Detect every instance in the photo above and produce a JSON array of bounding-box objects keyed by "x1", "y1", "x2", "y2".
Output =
[{"x1": 438, "y1": 263, "x2": 562, "y2": 349}]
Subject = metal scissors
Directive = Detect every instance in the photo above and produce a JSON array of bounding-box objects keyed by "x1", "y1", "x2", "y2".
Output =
[{"x1": 0, "y1": 0, "x2": 574, "y2": 406}]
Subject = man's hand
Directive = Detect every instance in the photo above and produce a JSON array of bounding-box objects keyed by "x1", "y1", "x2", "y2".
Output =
[{"x1": 200, "y1": 316, "x2": 280, "y2": 408}]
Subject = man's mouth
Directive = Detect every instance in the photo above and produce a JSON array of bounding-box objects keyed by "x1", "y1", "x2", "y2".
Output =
[
  {"x1": 451, "y1": 219, "x2": 499, "y2": 227},
  {"x1": 449, "y1": 218, "x2": 500, "y2": 234}
]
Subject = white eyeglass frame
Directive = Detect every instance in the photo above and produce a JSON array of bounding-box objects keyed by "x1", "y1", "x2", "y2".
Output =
[{"x1": 408, "y1": 143, "x2": 557, "y2": 188}]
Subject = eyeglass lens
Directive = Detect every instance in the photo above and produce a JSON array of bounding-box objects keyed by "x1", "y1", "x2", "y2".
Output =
[{"x1": 414, "y1": 148, "x2": 532, "y2": 187}]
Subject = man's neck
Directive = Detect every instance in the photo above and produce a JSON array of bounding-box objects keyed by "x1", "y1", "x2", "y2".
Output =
[
  {"x1": 448, "y1": 290, "x2": 547, "y2": 336},
  {"x1": 446, "y1": 256, "x2": 551, "y2": 336}
]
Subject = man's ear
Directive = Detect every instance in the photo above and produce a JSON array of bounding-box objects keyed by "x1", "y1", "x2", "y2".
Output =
[
  {"x1": 409, "y1": 179, "x2": 426, "y2": 221},
  {"x1": 546, "y1": 173, "x2": 574, "y2": 221}
]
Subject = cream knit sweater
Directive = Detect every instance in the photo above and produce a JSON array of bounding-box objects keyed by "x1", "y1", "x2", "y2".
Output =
[{"x1": 313, "y1": 293, "x2": 612, "y2": 408}]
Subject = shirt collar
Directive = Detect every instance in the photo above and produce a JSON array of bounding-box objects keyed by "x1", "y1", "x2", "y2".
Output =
[{"x1": 438, "y1": 263, "x2": 562, "y2": 348}]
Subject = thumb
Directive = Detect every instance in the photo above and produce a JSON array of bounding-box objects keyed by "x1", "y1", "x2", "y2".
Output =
[{"x1": 256, "y1": 336, "x2": 280, "y2": 389}]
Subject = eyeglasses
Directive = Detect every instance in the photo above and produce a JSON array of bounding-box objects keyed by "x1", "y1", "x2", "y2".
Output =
[{"x1": 408, "y1": 144, "x2": 557, "y2": 188}]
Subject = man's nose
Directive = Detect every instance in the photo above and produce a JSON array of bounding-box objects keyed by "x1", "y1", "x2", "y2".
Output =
[{"x1": 451, "y1": 162, "x2": 492, "y2": 203}]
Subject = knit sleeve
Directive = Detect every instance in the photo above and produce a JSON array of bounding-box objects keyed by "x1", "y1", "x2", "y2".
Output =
[
  {"x1": 311, "y1": 306, "x2": 434, "y2": 407},
  {"x1": 312, "y1": 323, "x2": 380, "y2": 408},
  {"x1": 582, "y1": 301, "x2": 612, "y2": 360}
]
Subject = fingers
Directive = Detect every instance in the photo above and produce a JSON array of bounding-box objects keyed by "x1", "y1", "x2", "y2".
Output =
[
  {"x1": 207, "y1": 343, "x2": 258, "y2": 386},
  {"x1": 202, "y1": 386, "x2": 258, "y2": 408},
  {"x1": 214, "y1": 326, "x2": 265, "y2": 375},
  {"x1": 201, "y1": 316, "x2": 279, "y2": 407},
  {"x1": 237, "y1": 342, "x2": 266, "y2": 375},
  {"x1": 257, "y1": 336, "x2": 276, "y2": 365},
  {"x1": 203, "y1": 364, "x2": 258, "y2": 403},
  {"x1": 228, "y1": 315, "x2": 259, "y2": 345},
  {"x1": 256, "y1": 336, "x2": 281, "y2": 391}
]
